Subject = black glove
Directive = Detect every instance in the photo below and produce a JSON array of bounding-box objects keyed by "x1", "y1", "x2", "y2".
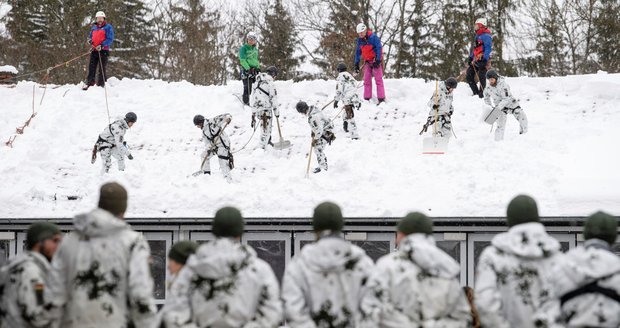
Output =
[
  {"x1": 249, "y1": 67, "x2": 256, "y2": 76},
  {"x1": 354, "y1": 63, "x2": 360, "y2": 74},
  {"x1": 333, "y1": 101, "x2": 338, "y2": 108},
  {"x1": 127, "y1": 154, "x2": 133, "y2": 160},
  {"x1": 372, "y1": 60, "x2": 381, "y2": 69},
  {"x1": 432, "y1": 104, "x2": 439, "y2": 110},
  {"x1": 251, "y1": 114, "x2": 256, "y2": 128}
]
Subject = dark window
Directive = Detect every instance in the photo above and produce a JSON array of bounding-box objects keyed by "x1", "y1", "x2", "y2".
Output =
[
  {"x1": 147, "y1": 240, "x2": 167, "y2": 300},
  {"x1": 351, "y1": 240, "x2": 391, "y2": 263},
  {"x1": 0, "y1": 240, "x2": 10, "y2": 266},
  {"x1": 247, "y1": 240, "x2": 287, "y2": 283}
]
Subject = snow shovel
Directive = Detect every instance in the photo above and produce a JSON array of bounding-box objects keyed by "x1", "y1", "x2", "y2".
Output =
[
  {"x1": 422, "y1": 136, "x2": 449, "y2": 154},
  {"x1": 483, "y1": 106, "x2": 502, "y2": 125},
  {"x1": 273, "y1": 116, "x2": 292, "y2": 150},
  {"x1": 422, "y1": 81, "x2": 449, "y2": 154}
]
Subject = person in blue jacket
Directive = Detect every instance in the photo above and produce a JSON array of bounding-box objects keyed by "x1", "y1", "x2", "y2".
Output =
[
  {"x1": 83, "y1": 11, "x2": 114, "y2": 90},
  {"x1": 466, "y1": 18, "x2": 492, "y2": 98},
  {"x1": 354, "y1": 23, "x2": 386, "y2": 103}
]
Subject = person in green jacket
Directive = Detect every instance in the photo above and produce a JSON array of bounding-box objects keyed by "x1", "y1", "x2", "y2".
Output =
[{"x1": 239, "y1": 31, "x2": 260, "y2": 105}]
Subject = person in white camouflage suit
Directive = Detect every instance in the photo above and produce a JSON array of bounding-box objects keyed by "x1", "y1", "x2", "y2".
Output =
[
  {"x1": 156, "y1": 240, "x2": 198, "y2": 326},
  {"x1": 334, "y1": 63, "x2": 361, "y2": 139},
  {"x1": 162, "y1": 206, "x2": 283, "y2": 328},
  {"x1": 548, "y1": 211, "x2": 620, "y2": 328},
  {"x1": 92, "y1": 112, "x2": 136, "y2": 173},
  {"x1": 475, "y1": 195, "x2": 562, "y2": 328},
  {"x1": 0, "y1": 222, "x2": 62, "y2": 328},
  {"x1": 250, "y1": 66, "x2": 280, "y2": 149},
  {"x1": 484, "y1": 70, "x2": 528, "y2": 141},
  {"x1": 296, "y1": 101, "x2": 336, "y2": 173},
  {"x1": 45, "y1": 182, "x2": 158, "y2": 328},
  {"x1": 282, "y1": 202, "x2": 374, "y2": 328},
  {"x1": 360, "y1": 212, "x2": 471, "y2": 328},
  {"x1": 193, "y1": 113, "x2": 233, "y2": 182},
  {"x1": 421, "y1": 77, "x2": 458, "y2": 138}
]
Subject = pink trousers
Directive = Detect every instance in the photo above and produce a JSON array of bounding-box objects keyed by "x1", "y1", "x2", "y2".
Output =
[{"x1": 363, "y1": 63, "x2": 385, "y2": 100}]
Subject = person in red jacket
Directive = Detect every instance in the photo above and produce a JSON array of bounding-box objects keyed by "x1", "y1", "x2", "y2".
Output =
[
  {"x1": 83, "y1": 11, "x2": 115, "y2": 90},
  {"x1": 354, "y1": 23, "x2": 385, "y2": 104},
  {"x1": 466, "y1": 18, "x2": 492, "y2": 98}
]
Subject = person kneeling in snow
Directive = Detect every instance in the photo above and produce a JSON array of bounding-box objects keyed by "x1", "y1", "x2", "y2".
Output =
[
  {"x1": 250, "y1": 66, "x2": 279, "y2": 149},
  {"x1": 92, "y1": 112, "x2": 136, "y2": 173},
  {"x1": 296, "y1": 101, "x2": 335, "y2": 173},
  {"x1": 421, "y1": 77, "x2": 457, "y2": 138},
  {"x1": 334, "y1": 63, "x2": 361, "y2": 139},
  {"x1": 484, "y1": 70, "x2": 528, "y2": 141},
  {"x1": 193, "y1": 113, "x2": 233, "y2": 182}
]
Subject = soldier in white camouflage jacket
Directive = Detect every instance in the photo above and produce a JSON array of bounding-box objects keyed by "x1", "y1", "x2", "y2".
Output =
[
  {"x1": 360, "y1": 213, "x2": 471, "y2": 328},
  {"x1": 193, "y1": 113, "x2": 233, "y2": 182},
  {"x1": 45, "y1": 182, "x2": 158, "y2": 328},
  {"x1": 548, "y1": 211, "x2": 620, "y2": 328},
  {"x1": 92, "y1": 112, "x2": 136, "y2": 173},
  {"x1": 475, "y1": 195, "x2": 562, "y2": 328},
  {"x1": 296, "y1": 101, "x2": 336, "y2": 173},
  {"x1": 334, "y1": 63, "x2": 361, "y2": 139},
  {"x1": 0, "y1": 222, "x2": 62, "y2": 328},
  {"x1": 282, "y1": 202, "x2": 374, "y2": 328},
  {"x1": 484, "y1": 70, "x2": 528, "y2": 141},
  {"x1": 421, "y1": 78, "x2": 458, "y2": 138},
  {"x1": 162, "y1": 207, "x2": 283, "y2": 328},
  {"x1": 250, "y1": 66, "x2": 280, "y2": 149}
]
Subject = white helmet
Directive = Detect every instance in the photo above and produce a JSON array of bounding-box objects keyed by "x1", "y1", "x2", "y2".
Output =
[
  {"x1": 95, "y1": 11, "x2": 106, "y2": 18},
  {"x1": 475, "y1": 18, "x2": 487, "y2": 26},
  {"x1": 247, "y1": 31, "x2": 258, "y2": 41},
  {"x1": 356, "y1": 23, "x2": 367, "y2": 34}
]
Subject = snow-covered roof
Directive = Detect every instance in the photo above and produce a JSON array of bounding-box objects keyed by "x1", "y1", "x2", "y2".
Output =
[
  {"x1": 0, "y1": 74, "x2": 619, "y2": 217},
  {"x1": 0, "y1": 65, "x2": 18, "y2": 74}
]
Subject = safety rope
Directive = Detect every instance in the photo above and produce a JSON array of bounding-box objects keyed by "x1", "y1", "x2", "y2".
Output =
[
  {"x1": 4, "y1": 51, "x2": 92, "y2": 147},
  {"x1": 0, "y1": 51, "x2": 91, "y2": 83},
  {"x1": 231, "y1": 125, "x2": 258, "y2": 154},
  {"x1": 97, "y1": 50, "x2": 111, "y2": 124}
]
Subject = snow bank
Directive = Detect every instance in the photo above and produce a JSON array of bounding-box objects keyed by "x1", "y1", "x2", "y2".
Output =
[
  {"x1": 1, "y1": 73, "x2": 619, "y2": 218},
  {"x1": 0, "y1": 65, "x2": 18, "y2": 74}
]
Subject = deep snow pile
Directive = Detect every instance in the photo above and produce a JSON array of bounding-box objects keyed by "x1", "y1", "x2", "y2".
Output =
[{"x1": 1, "y1": 73, "x2": 619, "y2": 218}]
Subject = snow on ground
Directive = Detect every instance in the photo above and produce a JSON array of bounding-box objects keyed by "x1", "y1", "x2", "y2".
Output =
[{"x1": 1, "y1": 73, "x2": 619, "y2": 218}]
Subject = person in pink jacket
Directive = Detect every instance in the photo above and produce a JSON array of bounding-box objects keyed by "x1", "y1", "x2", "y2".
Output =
[{"x1": 354, "y1": 23, "x2": 385, "y2": 104}]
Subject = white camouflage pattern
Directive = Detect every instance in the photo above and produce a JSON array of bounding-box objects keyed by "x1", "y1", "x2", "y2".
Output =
[
  {"x1": 335, "y1": 71, "x2": 360, "y2": 139},
  {"x1": 162, "y1": 238, "x2": 282, "y2": 328},
  {"x1": 0, "y1": 251, "x2": 53, "y2": 328},
  {"x1": 483, "y1": 76, "x2": 528, "y2": 141},
  {"x1": 45, "y1": 208, "x2": 158, "y2": 328},
  {"x1": 549, "y1": 239, "x2": 620, "y2": 327},
  {"x1": 251, "y1": 73, "x2": 279, "y2": 149},
  {"x1": 360, "y1": 234, "x2": 471, "y2": 328},
  {"x1": 426, "y1": 82, "x2": 454, "y2": 138},
  {"x1": 307, "y1": 106, "x2": 335, "y2": 171},
  {"x1": 199, "y1": 113, "x2": 233, "y2": 181},
  {"x1": 475, "y1": 222, "x2": 562, "y2": 328},
  {"x1": 282, "y1": 235, "x2": 374, "y2": 328},
  {"x1": 96, "y1": 118, "x2": 131, "y2": 173}
]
